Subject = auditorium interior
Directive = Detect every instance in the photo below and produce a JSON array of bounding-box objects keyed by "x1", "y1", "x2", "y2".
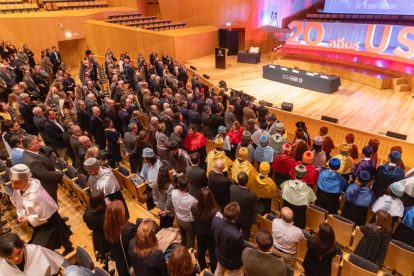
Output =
[{"x1": 0, "y1": 0, "x2": 414, "y2": 275}]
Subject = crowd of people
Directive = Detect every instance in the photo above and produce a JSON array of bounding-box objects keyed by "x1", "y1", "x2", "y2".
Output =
[{"x1": 0, "y1": 41, "x2": 413, "y2": 276}]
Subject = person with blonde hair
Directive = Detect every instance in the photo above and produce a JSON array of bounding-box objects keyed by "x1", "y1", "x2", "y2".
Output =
[{"x1": 128, "y1": 219, "x2": 167, "y2": 276}]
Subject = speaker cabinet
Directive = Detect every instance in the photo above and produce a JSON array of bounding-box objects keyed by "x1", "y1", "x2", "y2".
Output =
[
  {"x1": 321, "y1": 115, "x2": 338, "y2": 123},
  {"x1": 281, "y1": 102, "x2": 293, "y2": 112},
  {"x1": 218, "y1": 29, "x2": 239, "y2": 55},
  {"x1": 386, "y1": 131, "x2": 407, "y2": 141}
]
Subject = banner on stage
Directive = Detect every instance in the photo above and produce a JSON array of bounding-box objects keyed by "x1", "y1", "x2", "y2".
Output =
[{"x1": 286, "y1": 21, "x2": 414, "y2": 59}]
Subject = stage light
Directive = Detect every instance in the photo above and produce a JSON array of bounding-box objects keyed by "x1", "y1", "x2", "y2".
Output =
[
  {"x1": 272, "y1": 44, "x2": 283, "y2": 52},
  {"x1": 226, "y1": 22, "x2": 232, "y2": 26},
  {"x1": 65, "y1": 32, "x2": 72, "y2": 39}
]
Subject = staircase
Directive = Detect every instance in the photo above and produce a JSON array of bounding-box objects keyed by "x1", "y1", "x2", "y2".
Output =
[{"x1": 392, "y1": 77, "x2": 411, "y2": 92}]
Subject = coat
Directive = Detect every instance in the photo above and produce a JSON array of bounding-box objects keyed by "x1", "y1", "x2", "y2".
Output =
[
  {"x1": 230, "y1": 185, "x2": 257, "y2": 227},
  {"x1": 90, "y1": 115, "x2": 106, "y2": 149},
  {"x1": 44, "y1": 120, "x2": 64, "y2": 150},
  {"x1": 21, "y1": 150, "x2": 63, "y2": 203},
  {"x1": 208, "y1": 171, "x2": 232, "y2": 211}
]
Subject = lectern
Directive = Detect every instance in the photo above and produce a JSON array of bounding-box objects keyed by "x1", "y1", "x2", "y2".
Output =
[{"x1": 215, "y1": 47, "x2": 228, "y2": 69}]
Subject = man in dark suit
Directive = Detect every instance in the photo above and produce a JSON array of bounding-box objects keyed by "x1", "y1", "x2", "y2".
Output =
[
  {"x1": 208, "y1": 159, "x2": 232, "y2": 211},
  {"x1": 44, "y1": 109, "x2": 65, "y2": 154},
  {"x1": 90, "y1": 106, "x2": 106, "y2": 150},
  {"x1": 118, "y1": 103, "x2": 131, "y2": 134},
  {"x1": 230, "y1": 171, "x2": 257, "y2": 241},
  {"x1": 185, "y1": 152, "x2": 207, "y2": 199},
  {"x1": 76, "y1": 100, "x2": 90, "y2": 134},
  {"x1": 211, "y1": 202, "x2": 246, "y2": 275},
  {"x1": 188, "y1": 103, "x2": 202, "y2": 130},
  {"x1": 49, "y1": 46, "x2": 61, "y2": 75},
  {"x1": 19, "y1": 93, "x2": 38, "y2": 135},
  {"x1": 21, "y1": 135, "x2": 63, "y2": 203}
]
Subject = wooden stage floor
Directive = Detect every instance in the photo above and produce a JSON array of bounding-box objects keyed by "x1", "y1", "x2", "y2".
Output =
[{"x1": 185, "y1": 54, "x2": 414, "y2": 143}]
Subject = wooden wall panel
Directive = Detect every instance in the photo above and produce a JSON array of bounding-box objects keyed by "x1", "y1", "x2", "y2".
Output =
[
  {"x1": 158, "y1": 0, "x2": 252, "y2": 28},
  {"x1": 58, "y1": 38, "x2": 88, "y2": 68},
  {"x1": 0, "y1": 8, "x2": 131, "y2": 61},
  {"x1": 84, "y1": 20, "x2": 217, "y2": 64}
]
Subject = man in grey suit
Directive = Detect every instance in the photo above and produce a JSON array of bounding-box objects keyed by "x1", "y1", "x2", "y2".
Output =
[
  {"x1": 224, "y1": 105, "x2": 236, "y2": 130},
  {"x1": 230, "y1": 171, "x2": 257, "y2": 241},
  {"x1": 21, "y1": 135, "x2": 63, "y2": 204}
]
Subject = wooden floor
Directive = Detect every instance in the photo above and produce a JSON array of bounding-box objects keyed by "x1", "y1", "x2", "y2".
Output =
[{"x1": 185, "y1": 54, "x2": 414, "y2": 144}]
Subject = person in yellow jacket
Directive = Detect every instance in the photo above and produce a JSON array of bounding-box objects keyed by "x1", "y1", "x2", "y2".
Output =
[
  {"x1": 330, "y1": 142, "x2": 354, "y2": 181},
  {"x1": 205, "y1": 137, "x2": 233, "y2": 175},
  {"x1": 230, "y1": 147, "x2": 258, "y2": 186},
  {"x1": 250, "y1": 162, "x2": 278, "y2": 214}
]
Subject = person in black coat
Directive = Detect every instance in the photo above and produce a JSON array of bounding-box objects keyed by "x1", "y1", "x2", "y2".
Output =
[
  {"x1": 185, "y1": 152, "x2": 207, "y2": 199},
  {"x1": 21, "y1": 135, "x2": 63, "y2": 203},
  {"x1": 90, "y1": 106, "x2": 106, "y2": 150},
  {"x1": 83, "y1": 191, "x2": 111, "y2": 271},
  {"x1": 303, "y1": 223, "x2": 339, "y2": 276},
  {"x1": 19, "y1": 93, "x2": 38, "y2": 135},
  {"x1": 76, "y1": 100, "x2": 90, "y2": 134},
  {"x1": 44, "y1": 109, "x2": 65, "y2": 152},
  {"x1": 230, "y1": 172, "x2": 257, "y2": 241},
  {"x1": 208, "y1": 159, "x2": 232, "y2": 211},
  {"x1": 211, "y1": 202, "x2": 246, "y2": 274},
  {"x1": 118, "y1": 104, "x2": 131, "y2": 135}
]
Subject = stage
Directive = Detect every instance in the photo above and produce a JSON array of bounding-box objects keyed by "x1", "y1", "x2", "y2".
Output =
[{"x1": 185, "y1": 54, "x2": 414, "y2": 143}]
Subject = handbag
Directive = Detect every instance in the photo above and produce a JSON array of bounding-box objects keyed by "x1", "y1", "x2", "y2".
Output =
[{"x1": 119, "y1": 233, "x2": 135, "y2": 276}]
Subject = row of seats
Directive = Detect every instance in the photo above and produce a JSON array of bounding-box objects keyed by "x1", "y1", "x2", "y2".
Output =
[
  {"x1": 306, "y1": 13, "x2": 414, "y2": 25},
  {"x1": 257, "y1": 206, "x2": 414, "y2": 275},
  {"x1": 106, "y1": 15, "x2": 157, "y2": 24},
  {"x1": 0, "y1": 0, "x2": 23, "y2": 3},
  {"x1": 42, "y1": 0, "x2": 97, "y2": 2},
  {"x1": 146, "y1": 23, "x2": 186, "y2": 31},
  {"x1": 46, "y1": 0, "x2": 107, "y2": 10},
  {"x1": 125, "y1": 19, "x2": 172, "y2": 28},
  {"x1": 0, "y1": 3, "x2": 38, "y2": 13},
  {"x1": 108, "y1": 12, "x2": 141, "y2": 19}
]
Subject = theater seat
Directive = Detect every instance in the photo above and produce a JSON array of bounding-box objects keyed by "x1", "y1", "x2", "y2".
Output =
[
  {"x1": 383, "y1": 240, "x2": 414, "y2": 276},
  {"x1": 326, "y1": 214, "x2": 355, "y2": 248},
  {"x1": 306, "y1": 204, "x2": 328, "y2": 233},
  {"x1": 76, "y1": 246, "x2": 95, "y2": 270}
]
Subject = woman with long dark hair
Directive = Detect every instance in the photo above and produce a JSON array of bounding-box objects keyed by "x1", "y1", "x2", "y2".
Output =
[
  {"x1": 128, "y1": 219, "x2": 167, "y2": 276},
  {"x1": 303, "y1": 223, "x2": 339, "y2": 276},
  {"x1": 103, "y1": 200, "x2": 137, "y2": 276},
  {"x1": 190, "y1": 187, "x2": 220, "y2": 272},
  {"x1": 153, "y1": 162, "x2": 175, "y2": 228},
  {"x1": 83, "y1": 191, "x2": 111, "y2": 271}
]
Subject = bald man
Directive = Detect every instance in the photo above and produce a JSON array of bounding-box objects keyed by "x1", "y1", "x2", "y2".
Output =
[
  {"x1": 208, "y1": 159, "x2": 233, "y2": 210},
  {"x1": 271, "y1": 207, "x2": 305, "y2": 269}
]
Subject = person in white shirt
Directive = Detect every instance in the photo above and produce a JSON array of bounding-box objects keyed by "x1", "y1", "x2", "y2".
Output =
[
  {"x1": 10, "y1": 164, "x2": 73, "y2": 254},
  {"x1": 271, "y1": 207, "x2": 305, "y2": 269},
  {"x1": 171, "y1": 175, "x2": 197, "y2": 249},
  {"x1": 0, "y1": 232, "x2": 67, "y2": 275},
  {"x1": 372, "y1": 181, "x2": 404, "y2": 219},
  {"x1": 84, "y1": 157, "x2": 129, "y2": 218}
]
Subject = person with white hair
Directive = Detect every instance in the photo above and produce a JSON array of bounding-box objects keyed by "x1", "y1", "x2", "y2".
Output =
[
  {"x1": 83, "y1": 157, "x2": 129, "y2": 218},
  {"x1": 10, "y1": 163, "x2": 73, "y2": 254}
]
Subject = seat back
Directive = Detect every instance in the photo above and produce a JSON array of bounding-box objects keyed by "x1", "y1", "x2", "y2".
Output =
[
  {"x1": 118, "y1": 165, "x2": 130, "y2": 176},
  {"x1": 342, "y1": 257, "x2": 377, "y2": 276},
  {"x1": 76, "y1": 174, "x2": 88, "y2": 189},
  {"x1": 136, "y1": 182, "x2": 148, "y2": 204},
  {"x1": 349, "y1": 226, "x2": 364, "y2": 252},
  {"x1": 383, "y1": 240, "x2": 414, "y2": 276},
  {"x1": 327, "y1": 214, "x2": 355, "y2": 247},
  {"x1": 306, "y1": 204, "x2": 328, "y2": 233},
  {"x1": 257, "y1": 214, "x2": 272, "y2": 233},
  {"x1": 66, "y1": 165, "x2": 78, "y2": 179},
  {"x1": 112, "y1": 168, "x2": 125, "y2": 190},
  {"x1": 124, "y1": 174, "x2": 139, "y2": 200},
  {"x1": 76, "y1": 246, "x2": 94, "y2": 270},
  {"x1": 331, "y1": 255, "x2": 341, "y2": 276},
  {"x1": 296, "y1": 236, "x2": 308, "y2": 263},
  {"x1": 55, "y1": 157, "x2": 68, "y2": 171}
]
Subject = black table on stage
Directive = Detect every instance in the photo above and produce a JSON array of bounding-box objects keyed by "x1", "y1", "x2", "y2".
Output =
[{"x1": 262, "y1": 64, "x2": 341, "y2": 94}]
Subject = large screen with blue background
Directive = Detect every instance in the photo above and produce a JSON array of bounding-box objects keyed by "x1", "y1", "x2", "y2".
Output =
[{"x1": 324, "y1": 0, "x2": 414, "y2": 15}]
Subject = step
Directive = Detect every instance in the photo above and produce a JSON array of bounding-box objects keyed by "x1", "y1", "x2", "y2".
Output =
[
  {"x1": 393, "y1": 77, "x2": 407, "y2": 86},
  {"x1": 393, "y1": 84, "x2": 411, "y2": 92}
]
